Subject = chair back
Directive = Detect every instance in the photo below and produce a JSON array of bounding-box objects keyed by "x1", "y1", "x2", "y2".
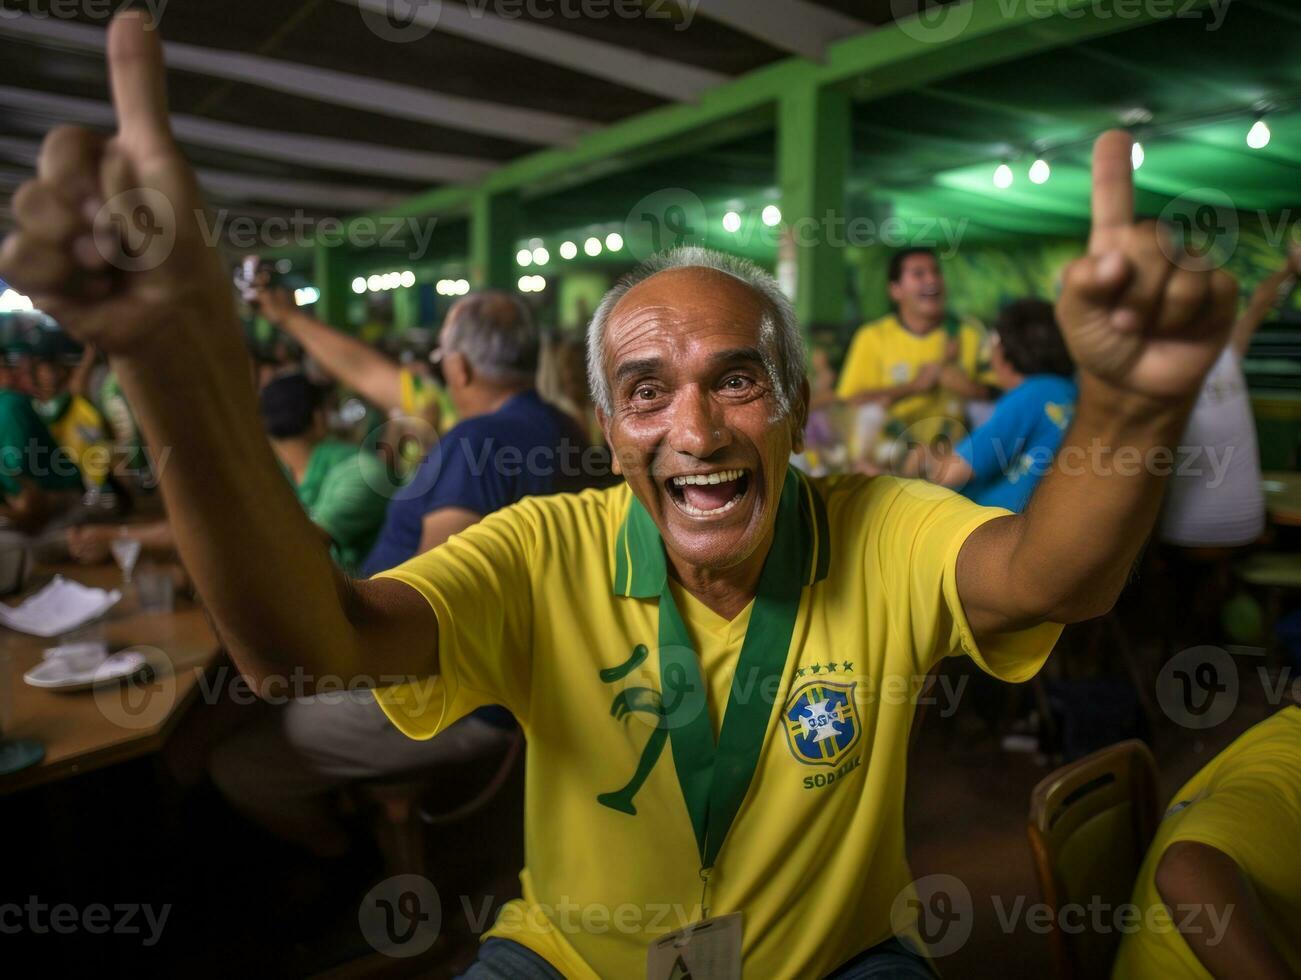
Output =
[{"x1": 1027, "y1": 739, "x2": 1159, "y2": 980}]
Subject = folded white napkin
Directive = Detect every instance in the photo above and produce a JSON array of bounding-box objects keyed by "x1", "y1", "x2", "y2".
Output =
[{"x1": 0, "y1": 575, "x2": 122, "y2": 638}]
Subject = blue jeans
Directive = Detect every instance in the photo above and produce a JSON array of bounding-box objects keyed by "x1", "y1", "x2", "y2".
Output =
[{"x1": 457, "y1": 936, "x2": 934, "y2": 979}]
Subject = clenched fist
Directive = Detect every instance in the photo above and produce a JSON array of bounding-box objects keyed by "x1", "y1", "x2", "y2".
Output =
[
  {"x1": 1057, "y1": 130, "x2": 1238, "y2": 401},
  {"x1": 0, "y1": 13, "x2": 234, "y2": 357}
]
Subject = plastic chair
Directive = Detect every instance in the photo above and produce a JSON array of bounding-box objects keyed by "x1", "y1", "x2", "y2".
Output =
[{"x1": 1027, "y1": 739, "x2": 1160, "y2": 980}]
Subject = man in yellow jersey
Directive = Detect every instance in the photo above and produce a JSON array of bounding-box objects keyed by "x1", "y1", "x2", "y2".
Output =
[
  {"x1": 0, "y1": 15, "x2": 1238, "y2": 978},
  {"x1": 1114, "y1": 699, "x2": 1301, "y2": 980},
  {"x1": 837, "y1": 248, "x2": 992, "y2": 446}
]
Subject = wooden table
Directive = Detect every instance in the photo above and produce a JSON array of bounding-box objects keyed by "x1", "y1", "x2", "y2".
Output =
[
  {"x1": 1262, "y1": 470, "x2": 1301, "y2": 527},
  {"x1": 0, "y1": 564, "x2": 220, "y2": 795}
]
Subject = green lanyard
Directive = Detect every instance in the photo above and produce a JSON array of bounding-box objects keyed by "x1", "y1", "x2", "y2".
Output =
[{"x1": 655, "y1": 467, "x2": 808, "y2": 873}]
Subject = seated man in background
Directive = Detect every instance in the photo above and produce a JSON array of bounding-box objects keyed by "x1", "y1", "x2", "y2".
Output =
[
  {"x1": 897, "y1": 298, "x2": 1077, "y2": 513},
  {"x1": 836, "y1": 247, "x2": 992, "y2": 449},
  {"x1": 360, "y1": 290, "x2": 590, "y2": 575},
  {"x1": 1114, "y1": 698, "x2": 1301, "y2": 979}
]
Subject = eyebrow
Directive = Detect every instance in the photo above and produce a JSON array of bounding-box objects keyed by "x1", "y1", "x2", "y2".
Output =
[
  {"x1": 612, "y1": 356, "x2": 664, "y2": 385},
  {"x1": 709, "y1": 346, "x2": 766, "y2": 369}
]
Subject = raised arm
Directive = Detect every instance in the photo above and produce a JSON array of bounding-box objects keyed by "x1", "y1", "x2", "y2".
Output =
[
  {"x1": 1229, "y1": 247, "x2": 1298, "y2": 358},
  {"x1": 957, "y1": 131, "x2": 1237, "y2": 634},
  {"x1": 0, "y1": 14, "x2": 437, "y2": 689},
  {"x1": 257, "y1": 286, "x2": 407, "y2": 415}
]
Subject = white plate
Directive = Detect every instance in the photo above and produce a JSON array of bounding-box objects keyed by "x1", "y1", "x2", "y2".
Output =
[{"x1": 23, "y1": 649, "x2": 150, "y2": 692}]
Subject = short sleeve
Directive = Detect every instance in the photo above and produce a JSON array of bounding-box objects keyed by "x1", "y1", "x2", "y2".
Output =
[
  {"x1": 372, "y1": 502, "x2": 538, "y2": 740},
  {"x1": 836, "y1": 326, "x2": 882, "y2": 399},
  {"x1": 1163, "y1": 766, "x2": 1301, "y2": 870},
  {"x1": 954, "y1": 391, "x2": 1029, "y2": 485},
  {"x1": 871, "y1": 478, "x2": 1062, "y2": 681}
]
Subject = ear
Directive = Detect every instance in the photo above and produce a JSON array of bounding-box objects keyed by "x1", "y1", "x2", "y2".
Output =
[
  {"x1": 887, "y1": 281, "x2": 903, "y2": 305},
  {"x1": 596, "y1": 406, "x2": 621, "y2": 475},
  {"x1": 444, "y1": 351, "x2": 470, "y2": 389},
  {"x1": 790, "y1": 377, "x2": 811, "y2": 455}
]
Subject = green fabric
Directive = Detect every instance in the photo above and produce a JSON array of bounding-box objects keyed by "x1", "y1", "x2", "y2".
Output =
[
  {"x1": 293, "y1": 439, "x2": 390, "y2": 573},
  {"x1": 609, "y1": 467, "x2": 831, "y2": 870},
  {"x1": 0, "y1": 388, "x2": 82, "y2": 497}
]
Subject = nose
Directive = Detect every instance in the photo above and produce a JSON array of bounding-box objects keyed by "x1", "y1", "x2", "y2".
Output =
[{"x1": 666, "y1": 384, "x2": 730, "y2": 460}]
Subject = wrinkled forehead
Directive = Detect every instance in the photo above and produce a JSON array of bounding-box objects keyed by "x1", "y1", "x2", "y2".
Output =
[{"x1": 603, "y1": 267, "x2": 768, "y2": 368}]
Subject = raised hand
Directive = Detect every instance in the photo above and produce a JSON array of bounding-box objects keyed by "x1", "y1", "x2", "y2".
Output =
[
  {"x1": 1056, "y1": 130, "x2": 1238, "y2": 401},
  {"x1": 0, "y1": 13, "x2": 234, "y2": 355}
]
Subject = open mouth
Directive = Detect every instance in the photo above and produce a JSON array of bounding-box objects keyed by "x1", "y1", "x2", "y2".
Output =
[{"x1": 665, "y1": 468, "x2": 751, "y2": 519}]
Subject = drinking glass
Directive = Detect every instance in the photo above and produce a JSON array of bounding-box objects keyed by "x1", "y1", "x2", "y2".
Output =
[{"x1": 110, "y1": 532, "x2": 142, "y2": 586}]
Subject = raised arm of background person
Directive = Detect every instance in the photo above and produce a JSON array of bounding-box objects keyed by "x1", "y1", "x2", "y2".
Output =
[
  {"x1": 1229, "y1": 249, "x2": 1299, "y2": 358},
  {"x1": 68, "y1": 343, "x2": 97, "y2": 400},
  {"x1": 0, "y1": 14, "x2": 438, "y2": 690},
  {"x1": 257, "y1": 286, "x2": 406, "y2": 415},
  {"x1": 955, "y1": 131, "x2": 1237, "y2": 637},
  {"x1": 1155, "y1": 841, "x2": 1293, "y2": 980}
]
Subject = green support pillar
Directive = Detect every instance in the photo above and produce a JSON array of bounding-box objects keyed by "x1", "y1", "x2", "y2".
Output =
[
  {"x1": 314, "y1": 241, "x2": 353, "y2": 330},
  {"x1": 394, "y1": 282, "x2": 420, "y2": 332},
  {"x1": 778, "y1": 83, "x2": 850, "y2": 330},
  {"x1": 470, "y1": 189, "x2": 520, "y2": 291}
]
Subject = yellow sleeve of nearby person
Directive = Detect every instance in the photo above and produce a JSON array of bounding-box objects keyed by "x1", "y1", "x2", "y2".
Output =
[
  {"x1": 372, "y1": 500, "x2": 539, "y2": 739},
  {"x1": 1114, "y1": 707, "x2": 1301, "y2": 980},
  {"x1": 858, "y1": 475, "x2": 1063, "y2": 681},
  {"x1": 398, "y1": 366, "x2": 455, "y2": 433},
  {"x1": 835, "y1": 321, "x2": 885, "y2": 398}
]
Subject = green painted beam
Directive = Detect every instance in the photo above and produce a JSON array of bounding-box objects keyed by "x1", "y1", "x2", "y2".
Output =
[
  {"x1": 313, "y1": 241, "x2": 354, "y2": 330},
  {"x1": 332, "y1": 0, "x2": 1211, "y2": 244},
  {"x1": 470, "y1": 189, "x2": 519, "y2": 290},
  {"x1": 779, "y1": 83, "x2": 850, "y2": 328}
]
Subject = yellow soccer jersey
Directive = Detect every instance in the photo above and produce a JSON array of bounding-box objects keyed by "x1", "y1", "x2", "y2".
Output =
[
  {"x1": 836, "y1": 314, "x2": 986, "y2": 444},
  {"x1": 1114, "y1": 706, "x2": 1301, "y2": 979},
  {"x1": 47, "y1": 394, "x2": 110, "y2": 487},
  {"x1": 398, "y1": 366, "x2": 455, "y2": 435},
  {"x1": 375, "y1": 470, "x2": 1060, "y2": 979}
]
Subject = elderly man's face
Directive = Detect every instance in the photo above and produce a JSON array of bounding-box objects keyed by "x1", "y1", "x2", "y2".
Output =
[{"x1": 598, "y1": 268, "x2": 806, "y2": 574}]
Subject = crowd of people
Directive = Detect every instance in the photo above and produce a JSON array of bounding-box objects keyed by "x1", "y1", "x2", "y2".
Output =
[{"x1": 1, "y1": 14, "x2": 1300, "y2": 978}]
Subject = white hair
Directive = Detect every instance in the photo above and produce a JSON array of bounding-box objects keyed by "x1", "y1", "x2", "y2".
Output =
[{"x1": 585, "y1": 247, "x2": 806, "y2": 419}]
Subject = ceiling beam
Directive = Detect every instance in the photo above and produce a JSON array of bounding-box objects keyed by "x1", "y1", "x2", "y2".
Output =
[
  {"x1": 0, "y1": 135, "x2": 402, "y2": 211},
  {"x1": 0, "y1": 86, "x2": 495, "y2": 182},
  {"x1": 342, "y1": 0, "x2": 727, "y2": 102},
  {"x1": 0, "y1": 14, "x2": 594, "y2": 146},
  {"x1": 693, "y1": 0, "x2": 869, "y2": 61}
]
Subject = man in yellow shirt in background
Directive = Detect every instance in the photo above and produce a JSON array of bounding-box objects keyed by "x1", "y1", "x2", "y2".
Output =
[
  {"x1": 837, "y1": 247, "x2": 992, "y2": 447},
  {"x1": 1114, "y1": 702, "x2": 1301, "y2": 980},
  {"x1": 0, "y1": 17, "x2": 1239, "y2": 978}
]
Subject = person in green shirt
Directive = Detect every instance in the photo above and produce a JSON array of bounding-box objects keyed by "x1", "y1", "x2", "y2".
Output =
[
  {"x1": 259, "y1": 371, "x2": 390, "y2": 574},
  {"x1": 0, "y1": 385, "x2": 82, "y2": 530}
]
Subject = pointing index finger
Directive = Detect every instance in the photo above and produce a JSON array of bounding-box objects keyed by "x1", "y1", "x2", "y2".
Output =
[
  {"x1": 107, "y1": 11, "x2": 174, "y2": 159},
  {"x1": 1089, "y1": 129, "x2": 1135, "y2": 254}
]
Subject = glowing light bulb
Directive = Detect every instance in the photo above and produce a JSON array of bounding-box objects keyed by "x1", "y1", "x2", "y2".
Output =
[
  {"x1": 532, "y1": 247, "x2": 549, "y2": 265},
  {"x1": 516, "y1": 249, "x2": 532, "y2": 267},
  {"x1": 1028, "y1": 159, "x2": 1050, "y2": 184},
  {"x1": 722, "y1": 210, "x2": 742, "y2": 233},
  {"x1": 584, "y1": 237, "x2": 602, "y2": 257},
  {"x1": 351, "y1": 277, "x2": 367, "y2": 294},
  {"x1": 1247, "y1": 119, "x2": 1271, "y2": 149},
  {"x1": 1131, "y1": 142, "x2": 1144, "y2": 170},
  {"x1": 559, "y1": 241, "x2": 577, "y2": 260},
  {"x1": 605, "y1": 232, "x2": 623, "y2": 251},
  {"x1": 761, "y1": 205, "x2": 781, "y2": 227}
]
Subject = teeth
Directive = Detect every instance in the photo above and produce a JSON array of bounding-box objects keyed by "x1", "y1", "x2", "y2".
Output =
[
  {"x1": 677, "y1": 491, "x2": 744, "y2": 518},
  {"x1": 671, "y1": 468, "x2": 745, "y2": 487}
]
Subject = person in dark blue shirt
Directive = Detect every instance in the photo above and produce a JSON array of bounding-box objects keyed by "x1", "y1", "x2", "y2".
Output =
[
  {"x1": 362, "y1": 294, "x2": 590, "y2": 576},
  {"x1": 901, "y1": 298, "x2": 1077, "y2": 513}
]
